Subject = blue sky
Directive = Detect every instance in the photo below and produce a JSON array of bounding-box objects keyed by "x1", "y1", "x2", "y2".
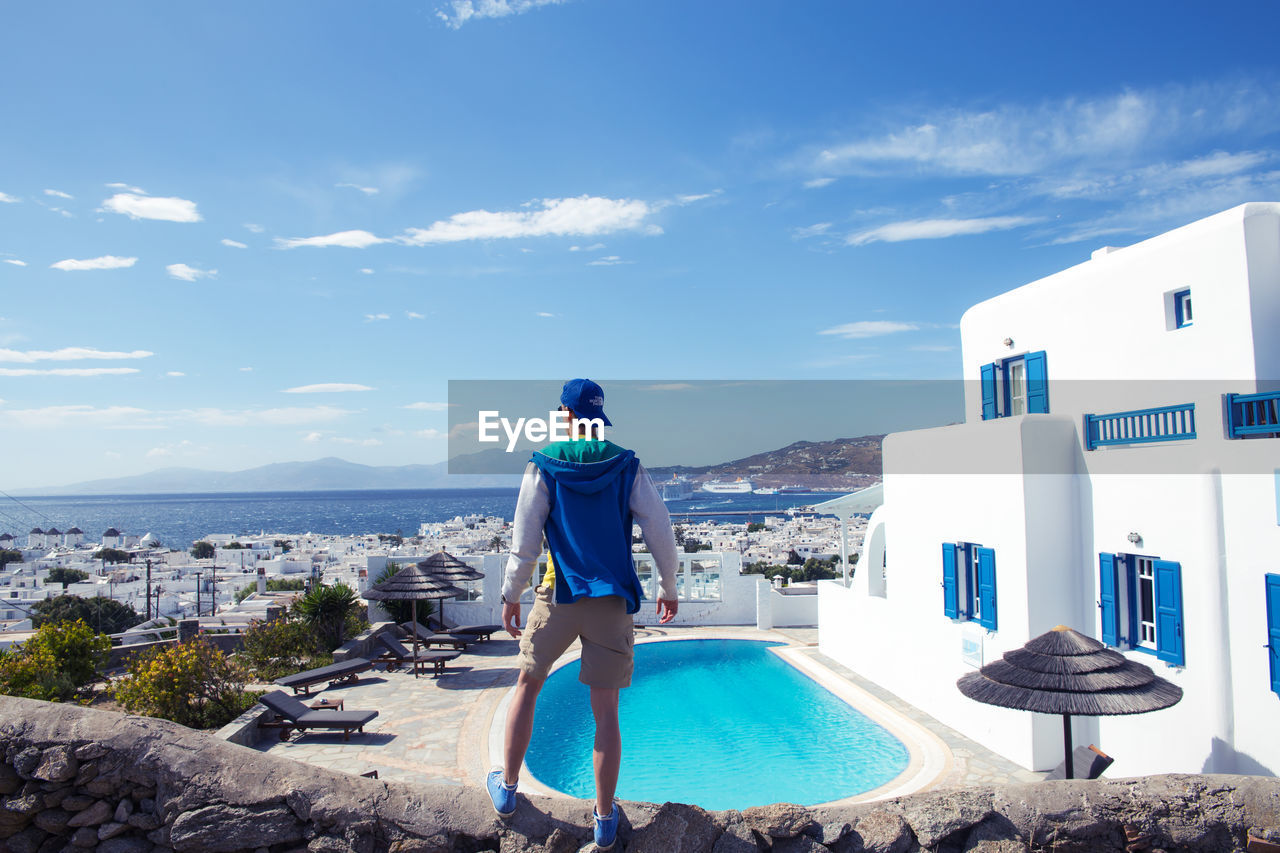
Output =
[{"x1": 3, "y1": 0, "x2": 1280, "y2": 488}]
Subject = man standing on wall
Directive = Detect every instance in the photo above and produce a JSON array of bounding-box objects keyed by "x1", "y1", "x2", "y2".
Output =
[{"x1": 486, "y1": 378, "x2": 678, "y2": 851}]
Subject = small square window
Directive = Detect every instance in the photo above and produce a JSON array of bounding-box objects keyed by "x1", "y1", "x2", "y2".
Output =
[{"x1": 1174, "y1": 288, "x2": 1193, "y2": 328}]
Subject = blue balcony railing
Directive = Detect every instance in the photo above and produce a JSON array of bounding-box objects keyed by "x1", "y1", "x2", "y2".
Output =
[
  {"x1": 1084, "y1": 403, "x2": 1196, "y2": 451},
  {"x1": 1226, "y1": 391, "x2": 1280, "y2": 438}
]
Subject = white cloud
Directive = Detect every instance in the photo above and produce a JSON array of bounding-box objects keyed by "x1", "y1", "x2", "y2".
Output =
[
  {"x1": 535, "y1": 311, "x2": 555, "y2": 317},
  {"x1": 587, "y1": 255, "x2": 631, "y2": 266},
  {"x1": 437, "y1": 0, "x2": 568, "y2": 29},
  {"x1": 181, "y1": 405, "x2": 357, "y2": 427},
  {"x1": 0, "y1": 348, "x2": 153, "y2": 363},
  {"x1": 819, "y1": 321, "x2": 920, "y2": 339},
  {"x1": 359, "y1": 268, "x2": 374, "y2": 274},
  {"x1": 221, "y1": 238, "x2": 248, "y2": 249},
  {"x1": 275, "y1": 230, "x2": 388, "y2": 249},
  {"x1": 166, "y1": 371, "x2": 186, "y2": 377},
  {"x1": 283, "y1": 383, "x2": 375, "y2": 393},
  {"x1": 0, "y1": 405, "x2": 149, "y2": 428},
  {"x1": 364, "y1": 313, "x2": 390, "y2": 322},
  {"x1": 303, "y1": 431, "x2": 324, "y2": 442},
  {"x1": 3, "y1": 259, "x2": 26, "y2": 266},
  {"x1": 847, "y1": 216, "x2": 1040, "y2": 246},
  {"x1": 569, "y1": 243, "x2": 606, "y2": 252},
  {"x1": 416, "y1": 428, "x2": 444, "y2": 439},
  {"x1": 44, "y1": 189, "x2": 73, "y2": 199},
  {"x1": 102, "y1": 192, "x2": 201, "y2": 223},
  {"x1": 239, "y1": 366, "x2": 253, "y2": 372},
  {"x1": 50, "y1": 255, "x2": 138, "y2": 271},
  {"x1": 403, "y1": 401, "x2": 451, "y2": 411},
  {"x1": 400, "y1": 195, "x2": 659, "y2": 245},
  {"x1": 0, "y1": 192, "x2": 20, "y2": 203},
  {"x1": 332, "y1": 436, "x2": 382, "y2": 446},
  {"x1": 166, "y1": 263, "x2": 217, "y2": 282},
  {"x1": 244, "y1": 223, "x2": 265, "y2": 233},
  {"x1": 336, "y1": 182, "x2": 379, "y2": 195},
  {"x1": 677, "y1": 192, "x2": 717, "y2": 203},
  {"x1": 804, "y1": 177, "x2": 836, "y2": 189},
  {"x1": 146, "y1": 446, "x2": 173, "y2": 458},
  {"x1": 406, "y1": 311, "x2": 425, "y2": 319},
  {"x1": 106, "y1": 182, "x2": 147, "y2": 194},
  {"x1": 792, "y1": 222, "x2": 832, "y2": 240},
  {"x1": 0, "y1": 367, "x2": 141, "y2": 377}
]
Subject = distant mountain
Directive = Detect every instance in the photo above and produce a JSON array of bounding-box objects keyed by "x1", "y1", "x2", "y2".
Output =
[
  {"x1": 23, "y1": 457, "x2": 522, "y2": 495},
  {"x1": 648, "y1": 435, "x2": 883, "y2": 491}
]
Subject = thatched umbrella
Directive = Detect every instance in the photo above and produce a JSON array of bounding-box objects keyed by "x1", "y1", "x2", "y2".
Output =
[
  {"x1": 363, "y1": 562, "x2": 465, "y2": 671},
  {"x1": 957, "y1": 625, "x2": 1182, "y2": 778},
  {"x1": 417, "y1": 551, "x2": 484, "y2": 628}
]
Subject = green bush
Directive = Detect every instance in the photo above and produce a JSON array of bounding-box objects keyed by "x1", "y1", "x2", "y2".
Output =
[
  {"x1": 45, "y1": 567, "x2": 90, "y2": 588},
  {"x1": 190, "y1": 541, "x2": 215, "y2": 560},
  {"x1": 32, "y1": 594, "x2": 142, "y2": 634},
  {"x1": 0, "y1": 619, "x2": 110, "y2": 702},
  {"x1": 293, "y1": 583, "x2": 364, "y2": 651},
  {"x1": 238, "y1": 617, "x2": 330, "y2": 681},
  {"x1": 113, "y1": 635, "x2": 257, "y2": 729},
  {"x1": 234, "y1": 576, "x2": 306, "y2": 603}
]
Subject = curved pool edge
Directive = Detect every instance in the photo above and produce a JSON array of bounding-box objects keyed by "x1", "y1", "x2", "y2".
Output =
[{"x1": 484, "y1": 628, "x2": 953, "y2": 807}]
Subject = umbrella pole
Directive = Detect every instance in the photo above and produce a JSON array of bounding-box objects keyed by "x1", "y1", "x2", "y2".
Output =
[
  {"x1": 1063, "y1": 713, "x2": 1074, "y2": 779},
  {"x1": 411, "y1": 599, "x2": 419, "y2": 679}
]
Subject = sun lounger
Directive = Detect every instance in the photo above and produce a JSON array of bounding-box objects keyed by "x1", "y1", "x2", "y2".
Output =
[
  {"x1": 258, "y1": 690, "x2": 377, "y2": 742},
  {"x1": 399, "y1": 621, "x2": 475, "y2": 649},
  {"x1": 273, "y1": 657, "x2": 374, "y2": 695},
  {"x1": 374, "y1": 633, "x2": 461, "y2": 677},
  {"x1": 427, "y1": 616, "x2": 502, "y2": 641},
  {"x1": 1044, "y1": 744, "x2": 1113, "y2": 780}
]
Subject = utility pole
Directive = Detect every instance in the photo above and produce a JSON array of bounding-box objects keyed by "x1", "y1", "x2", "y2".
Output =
[
  {"x1": 211, "y1": 563, "x2": 217, "y2": 617},
  {"x1": 194, "y1": 571, "x2": 202, "y2": 617},
  {"x1": 145, "y1": 558, "x2": 152, "y2": 621}
]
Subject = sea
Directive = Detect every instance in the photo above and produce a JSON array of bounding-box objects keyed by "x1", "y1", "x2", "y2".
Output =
[{"x1": 2, "y1": 490, "x2": 831, "y2": 550}]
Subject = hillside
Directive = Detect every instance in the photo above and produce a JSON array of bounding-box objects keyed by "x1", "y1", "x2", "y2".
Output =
[{"x1": 648, "y1": 435, "x2": 883, "y2": 491}]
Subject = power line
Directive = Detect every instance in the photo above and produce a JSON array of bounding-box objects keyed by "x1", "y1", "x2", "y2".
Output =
[{"x1": 0, "y1": 489, "x2": 59, "y2": 526}]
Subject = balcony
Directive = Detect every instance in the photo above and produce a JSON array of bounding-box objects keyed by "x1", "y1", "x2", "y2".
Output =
[
  {"x1": 1226, "y1": 391, "x2": 1280, "y2": 439},
  {"x1": 1084, "y1": 403, "x2": 1196, "y2": 451}
]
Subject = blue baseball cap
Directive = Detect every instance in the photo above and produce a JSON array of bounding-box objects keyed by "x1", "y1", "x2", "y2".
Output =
[{"x1": 560, "y1": 378, "x2": 612, "y2": 427}]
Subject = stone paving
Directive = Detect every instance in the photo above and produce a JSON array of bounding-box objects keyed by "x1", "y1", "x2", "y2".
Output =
[{"x1": 252, "y1": 625, "x2": 1043, "y2": 795}]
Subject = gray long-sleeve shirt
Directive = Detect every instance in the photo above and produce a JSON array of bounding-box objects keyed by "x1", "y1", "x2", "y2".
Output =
[{"x1": 500, "y1": 461, "x2": 680, "y2": 603}]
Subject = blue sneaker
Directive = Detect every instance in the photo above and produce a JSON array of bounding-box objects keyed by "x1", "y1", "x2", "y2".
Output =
[
  {"x1": 593, "y1": 803, "x2": 618, "y2": 851},
  {"x1": 485, "y1": 770, "x2": 516, "y2": 818}
]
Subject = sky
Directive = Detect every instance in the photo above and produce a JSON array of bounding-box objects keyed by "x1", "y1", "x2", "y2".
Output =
[{"x1": 2, "y1": 0, "x2": 1280, "y2": 489}]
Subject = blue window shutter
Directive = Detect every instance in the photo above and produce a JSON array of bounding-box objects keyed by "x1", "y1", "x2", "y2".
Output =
[
  {"x1": 980, "y1": 363, "x2": 998, "y2": 420},
  {"x1": 1266, "y1": 574, "x2": 1280, "y2": 695},
  {"x1": 1099, "y1": 553, "x2": 1119, "y2": 646},
  {"x1": 942, "y1": 543, "x2": 959, "y2": 619},
  {"x1": 1153, "y1": 560, "x2": 1184, "y2": 665},
  {"x1": 976, "y1": 547, "x2": 997, "y2": 630},
  {"x1": 1025, "y1": 350, "x2": 1049, "y2": 414}
]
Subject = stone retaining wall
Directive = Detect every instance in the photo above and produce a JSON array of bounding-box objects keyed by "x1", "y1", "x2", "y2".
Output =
[{"x1": 2, "y1": 695, "x2": 1278, "y2": 853}]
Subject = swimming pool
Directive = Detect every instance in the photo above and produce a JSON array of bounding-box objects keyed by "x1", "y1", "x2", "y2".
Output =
[{"x1": 524, "y1": 639, "x2": 910, "y2": 810}]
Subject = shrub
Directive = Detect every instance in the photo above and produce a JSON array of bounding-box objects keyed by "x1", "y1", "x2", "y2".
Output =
[
  {"x1": 293, "y1": 583, "x2": 363, "y2": 651},
  {"x1": 0, "y1": 619, "x2": 110, "y2": 702},
  {"x1": 45, "y1": 567, "x2": 90, "y2": 588},
  {"x1": 32, "y1": 594, "x2": 143, "y2": 634},
  {"x1": 234, "y1": 576, "x2": 306, "y2": 603},
  {"x1": 238, "y1": 616, "x2": 329, "y2": 681},
  {"x1": 190, "y1": 541, "x2": 215, "y2": 560},
  {"x1": 113, "y1": 635, "x2": 257, "y2": 729}
]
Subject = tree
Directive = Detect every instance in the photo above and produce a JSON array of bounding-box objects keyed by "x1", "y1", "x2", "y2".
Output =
[
  {"x1": 673, "y1": 525, "x2": 687, "y2": 548},
  {"x1": 223, "y1": 541, "x2": 245, "y2": 549},
  {"x1": 238, "y1": 616, "x2": 324, "y2": 680},
  {"x1": 489, "y1": 535, "x2": 505, "y2": 551},
  {"x1": 746, "y1": 522, "x2": 766, "y2": 533},
  {"x1": 0, "y1": 549, "x2": 23, "y2": 569},
  {"x1": 32, "y1": 594, "x2": 143, "y2": 635},
  {"x1": 0, "y1": 619, "x2": 110, "y2": 702},
  {"x1": 293, "y1": 583, "x2": 362, "y2": 651},
  {"x1": 234, "y1": 576, "x2": 306, "y2": 604},
  {"x1": 113, "y1": 635, "x2": 256, "y2": 729},
  {"x1": 94, "y1": 547, "x2": 133, "y2": 564},
  {"x1": 190, "y1": 541, "x2": 216, "y2": 560},
  {"x1": 45, "y1": 567, "x2": 89, "y2": 588},
  {"x1": 786, "y1": 549, "x2": 804, "y2": 565},
  {"x1": 273, "y1": 539, "x2": 292, "y2": 553}
]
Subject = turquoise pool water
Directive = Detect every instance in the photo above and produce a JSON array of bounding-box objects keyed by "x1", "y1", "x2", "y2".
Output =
[{"x1": 524, "y1": 639, "x2": 910, "y2": 810}]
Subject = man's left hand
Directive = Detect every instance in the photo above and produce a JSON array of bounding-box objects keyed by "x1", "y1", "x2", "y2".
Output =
[{"x1": 657, "y1": 597, "x2": 678, "y2": 624}]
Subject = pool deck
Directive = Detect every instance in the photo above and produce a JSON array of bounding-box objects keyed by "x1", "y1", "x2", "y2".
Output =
[{"x1": 250, "y1": 625, "x2": 1042, "y2": 797}]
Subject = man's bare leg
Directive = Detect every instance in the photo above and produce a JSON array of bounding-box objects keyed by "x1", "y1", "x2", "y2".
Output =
[
  {"x1": 504, "y1": 671, "x2": 544, "y2": 785},
  {"x1": 590, "y1": 686, "x2": 621, "y2": 816}
]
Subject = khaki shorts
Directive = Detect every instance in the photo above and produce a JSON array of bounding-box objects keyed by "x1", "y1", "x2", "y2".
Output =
[{"x1": 517, "y1": 585, "x2": 635, "y2": 689}]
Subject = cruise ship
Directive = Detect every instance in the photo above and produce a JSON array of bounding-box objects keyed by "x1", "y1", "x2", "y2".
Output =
[
  {"x1": 660, "y1": 477, "x2": 694, "y2": 500},
  {"x1": 700, "y1": 478, "x2": 754, "y2": 494}
]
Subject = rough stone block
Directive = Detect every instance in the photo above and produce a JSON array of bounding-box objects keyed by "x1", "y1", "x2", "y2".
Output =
[
  {"x1": 32, "y1": 745, "x2": 78, "y2": 783},
  {"x1": 40, "y1": 787, "x2": 67, "y2": 808},
  {"x1": 99, "y1": 820, "x2": 130, "y2": 840},
  {"x1": 710, "y1": 818, "x2": 762, "y2": 853},
  {"x1": 308, "y1": 836, "x2": 355, "y2": 853},
  {"x1": 84, "y1": 776, "x2": 125, "y2": 797},
  {"x1": 115, "y1": 798, "x2": 135, "y2": 822},
  {"x1": 139, "y1": 797, "x2": 156, "y2": 814},
  {"x1": 61, "y1": 794, "x2": 96, "y2": 812},
  {"x1": 741, "y1": 803, "x2": 817, "y2": 839},
  {"x1": 843, "y1": 811, "x2": 915, "y2": 853},
  {"x1": 3, "y1": 793, "x2": 46, "y2": 817},
  {"x1": 33, "y1": 807, "x2": 72, "y2": 834},
  {"x1": 0, "y1": 763, "x2": 22, "y2": 795},
  {"x1": 772, "y1": 837, "x2": 828, "y2": 853},
  {"x1": 67, "y1": 799, "x2": 114, "y2": 827},
  {"x1": 74, "y1": 743, "x2": 109, "y2": 761},
  {"x1": 127, "y1": 812, "x2": 161, "y2": 831},
  {"x1": 4, "y1": 826, "x2": 49, "y2": 853},
  {"x1": 901, "y1": 789, "x2": 995, "y2": 849},
  {"x1": 627, "y1": 802, "x2": 723, "y2": 853},
  {"x1": 37, "y1": 834, "x2": 68, "y2": 853},
  {"x1": 387, "y1": 835, "x2": 452, "y2": 853},
  {"x1": 98, "y1": 836, "x2": 153, "y2": 853},
  {"x1": 170, "y1": 803, "x2": 305, "y2": 852},
  {"x1": 70, "y1": 825, "x2": 100, "y2": 847},
  {"x1": 12, "y1": 748, "x2": 41, "y2": 779}
]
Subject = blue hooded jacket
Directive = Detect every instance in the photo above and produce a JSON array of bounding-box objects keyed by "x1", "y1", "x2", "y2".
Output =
[{"x1": 530, "y1": 446, "x2": 643, "y2": 613}]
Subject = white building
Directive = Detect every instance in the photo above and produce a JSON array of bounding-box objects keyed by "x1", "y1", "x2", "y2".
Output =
[{"x1": 819, "y1": 203, "x2": 1280, "y2": 779}]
